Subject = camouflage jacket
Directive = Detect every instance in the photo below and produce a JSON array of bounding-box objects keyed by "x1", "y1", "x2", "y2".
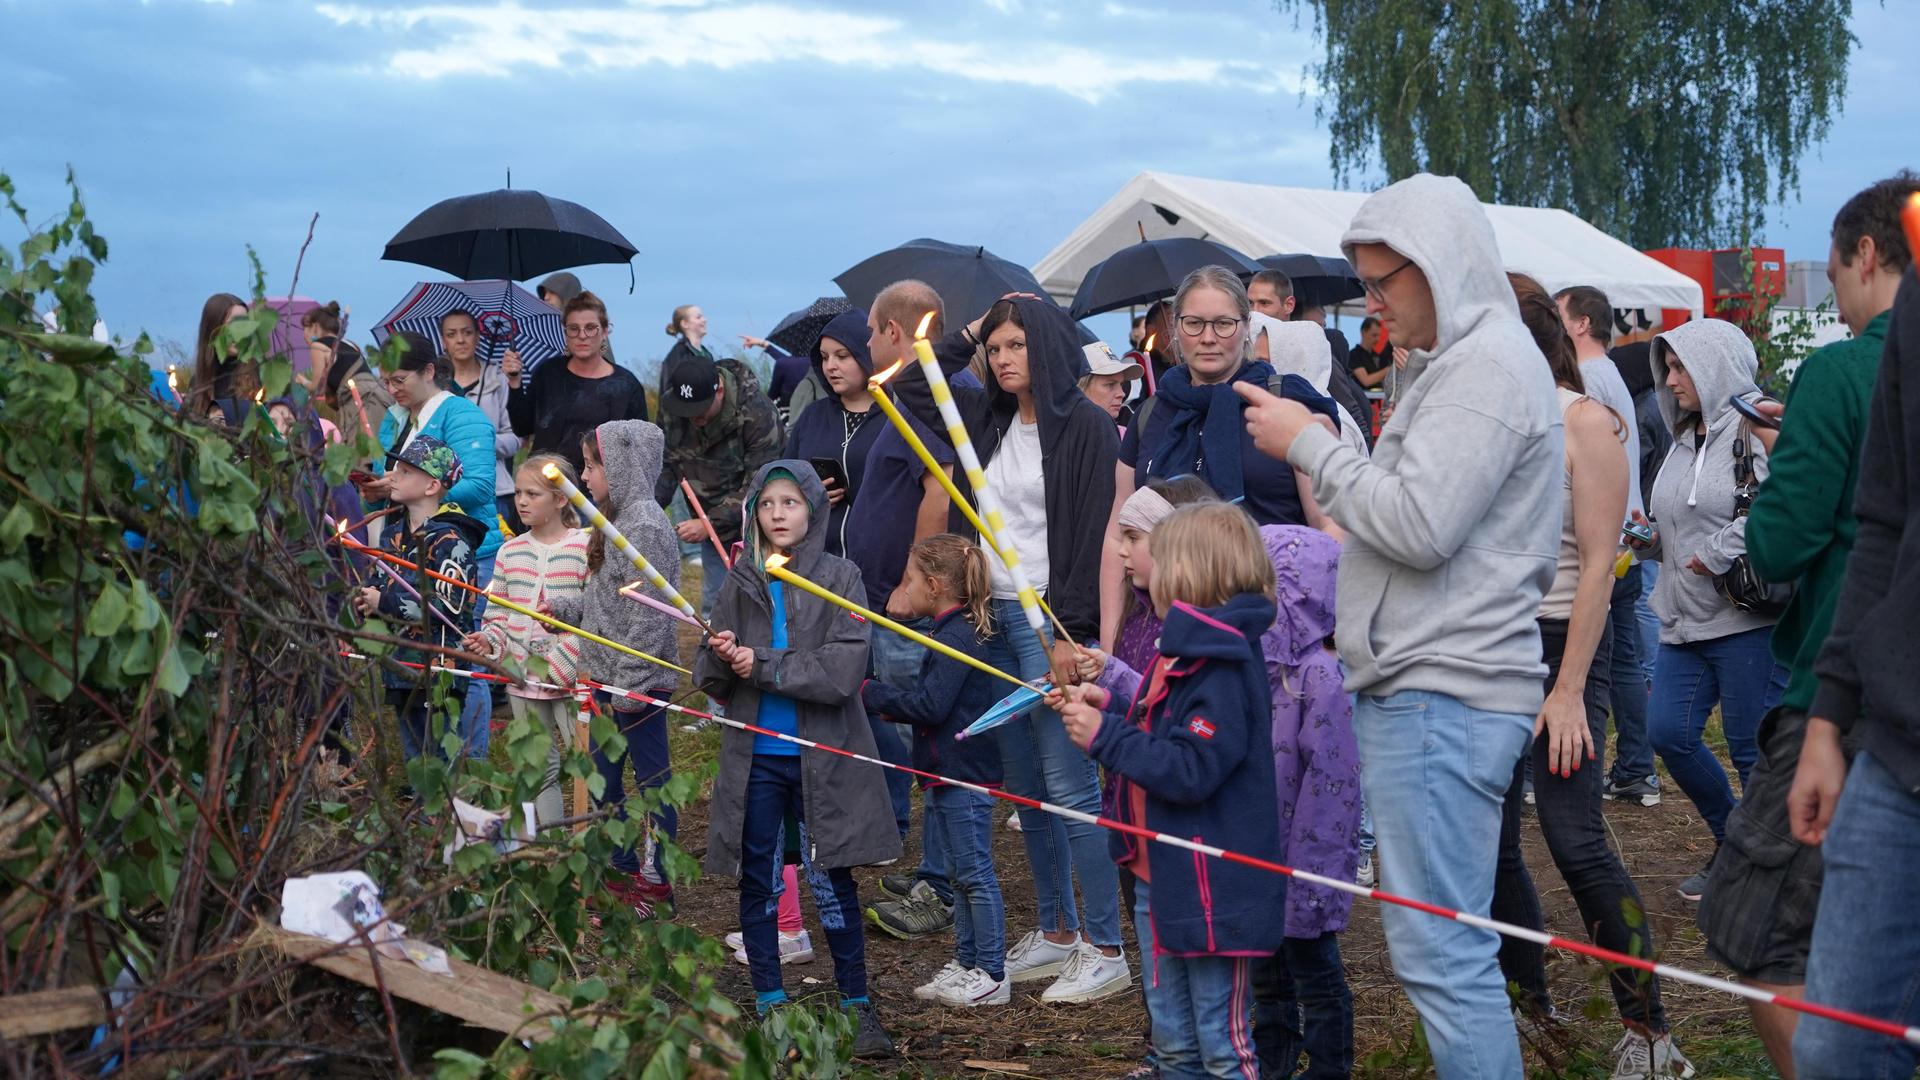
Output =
[{"x1": 655, "y1": 359, "x2": 784, "y2": 545}]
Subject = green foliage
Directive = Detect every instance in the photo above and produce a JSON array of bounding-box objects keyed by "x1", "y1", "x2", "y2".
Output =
[
  {"x1": 1276, "y1": 0, "x2": 1855, "y2": 247},
  {"x1": 0, "y1": 174, "x2": 860, "y2": 1076}
]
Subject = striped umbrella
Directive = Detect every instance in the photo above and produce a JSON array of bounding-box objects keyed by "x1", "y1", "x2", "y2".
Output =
[{"x1": 371, "y1": 280, "x2": 564, "y2": 368}]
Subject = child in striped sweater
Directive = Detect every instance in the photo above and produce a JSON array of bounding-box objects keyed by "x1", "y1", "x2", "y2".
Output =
[{"x1": 466, "y1": 454, "x2": 589, "y2": 825}]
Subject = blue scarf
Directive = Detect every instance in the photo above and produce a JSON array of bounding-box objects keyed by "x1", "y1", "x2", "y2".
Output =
[{"x1": 1144, "y1": 360, "x2": 1276, "y2": 503}]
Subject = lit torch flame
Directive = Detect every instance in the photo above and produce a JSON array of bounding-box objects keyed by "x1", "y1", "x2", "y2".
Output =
[
  {"x1": 765, "y1": 553, "x2": 789, "y2": 571},
  {"x1": 914, "y1": 311, "x2": 935, "y2": 340},
  {"x1": 541, "y1": 462, "x2": 562, "y2": 483},
  {"x1": 253, "y1": 388, "x2": 264, "y2": 404},
  {"x1": 869, "y1": 359, "x2": 906, "y2": 387},
  {"x1": 166, "y1": 366, "x2": 180, "y2": 394}
]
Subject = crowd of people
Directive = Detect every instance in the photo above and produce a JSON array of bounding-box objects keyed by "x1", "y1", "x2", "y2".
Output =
[{"x1": 170, "y1": 166, "x2": 1920, "y2": 1080}]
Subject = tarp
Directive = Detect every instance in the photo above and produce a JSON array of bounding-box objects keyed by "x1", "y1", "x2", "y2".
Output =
[{"x1": 1034, "y1": 172, "x2": 1704, "y2": 316}]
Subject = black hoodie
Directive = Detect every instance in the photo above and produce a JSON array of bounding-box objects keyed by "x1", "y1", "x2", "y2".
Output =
[
  {"x1": 1813, "y1": 267, "x2": 1920, "y2": 790},
  {"x1": 960, "y1": 297, "x2": 1118, "y2": 643}
]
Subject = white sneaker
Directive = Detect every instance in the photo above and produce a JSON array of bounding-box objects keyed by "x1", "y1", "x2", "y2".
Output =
[
  {"x1": 1041, "y1": 942, "x2": 1132, "y2": 1003},
  {"x1": 726, "y1": 929, "x2": 814, "y2": 966},
  {"x1": 1004, "y1": 930, "x2": 1080, "y2": 983},
  {"x1": 935, "y1": 967, "x2": 1011, "y2": 1007},
  {"x1": 914, "y1": 960, "x2": 969, "y2": 1001},
  {"x1": 1609, "y1": 1029, "x2": 1696, "y2": 1080},
  {"x1": 1356, "y1": 853, "x2": 1376, "y2": 889}
]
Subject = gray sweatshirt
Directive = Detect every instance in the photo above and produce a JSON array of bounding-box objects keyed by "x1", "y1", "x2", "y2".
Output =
[
  {"x1": 1642, "y1": 318, "x2": 1776, "y2": 645},
  {"x1": 1288, "y1": 173, "x2": 1564, "y2": 716},
  {"x1": 547, "y1": 420, "x2": 686, "y2": 700}
]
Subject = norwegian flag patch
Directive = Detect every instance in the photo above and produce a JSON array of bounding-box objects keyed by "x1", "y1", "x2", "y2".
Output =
[{"x1": 1187, "y1": 718, "x2": 1216, "y2": 740}]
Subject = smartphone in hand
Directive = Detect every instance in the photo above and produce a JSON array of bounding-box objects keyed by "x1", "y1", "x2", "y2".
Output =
[{"x1": 1729, "y1": 394, "x2": 1782, "y2": 430}]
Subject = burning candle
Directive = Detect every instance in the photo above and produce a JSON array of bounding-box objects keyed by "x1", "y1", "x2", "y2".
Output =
[
  {"x1": 908, "y1": 312, "x2": 1068, "y2": 683},
  {"x1": 1904, "y1": 193, "x2": 1920, "y2": 269},
  {"x1": 540, "y1": 462, "x2": 711, "y2": 634},
  {"x1": 345, "y1": 379, "x2": 376, "y2": 441},
  {"x1": 1141, "y1": 333, "x2": 1157, "y2": 397}
]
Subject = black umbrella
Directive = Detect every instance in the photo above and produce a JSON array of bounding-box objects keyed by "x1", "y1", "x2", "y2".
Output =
[
  {"x1": 382, "y1": 188, "x2": 638, "y2": 283},
  {"x1": 766, "y1": 297, "x2": 852, "y2": 355},
  {"x1": 1069, "y1": 238, "x2": 1263, "y2": 319},
  {"x1": 835, "y1": 239, "x2": 1052, "y2": 326},
  {"x1": 1255, "y1": 254, "x2": 1364, "y2": 309}
]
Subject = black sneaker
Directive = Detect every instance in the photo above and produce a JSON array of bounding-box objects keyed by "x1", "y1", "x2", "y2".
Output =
[
  {"x1": 1603, "y1": 775, "x2": 1662, "y2": 807},
  {"x1": 848, "y1": 1000, "x2": 895, "y2": 1059},
  {"x1": 1678, "y1": 850, "x2": 1717, "y2": 902},
  {"x1": 866, "y1": 882, "x2": 954, "y2": 939},
  {"x1": 877, "y1": 873, "x2": 915, "y2": 901}
]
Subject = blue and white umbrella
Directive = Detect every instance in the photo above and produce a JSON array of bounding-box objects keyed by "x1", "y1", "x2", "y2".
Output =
[{"x1": 372, "y1": 279, "x2": 565, "y2": 368}]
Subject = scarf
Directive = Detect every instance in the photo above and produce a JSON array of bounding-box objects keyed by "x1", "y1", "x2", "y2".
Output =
[{"x1": 1144, "y1": 359, "x2": 1275, "y2": 503}]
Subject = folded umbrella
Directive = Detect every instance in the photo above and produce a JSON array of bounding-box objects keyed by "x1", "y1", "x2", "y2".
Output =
[
  {"x1": 1255, "y1": 253, "x2": 1365, "y2": 309},
  {"x1": 836, "y1": 238, "x2": 1053, "y2": 327},
  {"x1": 1070, "y1": 237, "x2": 1263, "y2": 319},
  {"x1": 371, "y1": 280, "x2": 564, "y2": 368},
  {"x1": 382, "y1": 188, "x2": 638, "y2": 284},
  {"x1": 958, "y1": 680, "x2": 1053, "y2": 740},
  {"x1": 766, "y1": 296, "x2": 852, "y2": 355}
]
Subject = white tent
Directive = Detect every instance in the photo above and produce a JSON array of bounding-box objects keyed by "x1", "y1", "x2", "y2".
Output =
[{"x1": 1034, "y1": 171, "x2": 1704, "y2": 316}]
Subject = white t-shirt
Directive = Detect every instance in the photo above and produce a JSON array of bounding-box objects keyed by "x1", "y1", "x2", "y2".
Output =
[{"x1": 983, "y1": 418, "x2": 1050, "y2": 600}]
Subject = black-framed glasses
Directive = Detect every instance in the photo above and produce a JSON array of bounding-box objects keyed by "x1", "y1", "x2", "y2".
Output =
[
  {"x1": 1176, "y1": 315, "x2": 1243, "y2": 338},
  {"x1": 1361, "y1": 259, "x2": 1415, "y2": 302},
  {"x1": 564, "y1": 324, "x2": 604, "y2": 338}
]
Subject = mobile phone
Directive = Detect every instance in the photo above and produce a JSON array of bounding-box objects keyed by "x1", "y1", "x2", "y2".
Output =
[
  {"x1": 1729, "y1": 394, "x2": 1782, "y2": 430},
  {"x1": 809, "y1": 457, "x2": 848, "y2": 490},
  {"x1": 1621, "y1": 519, "x2": 1655, "y2": 545}
]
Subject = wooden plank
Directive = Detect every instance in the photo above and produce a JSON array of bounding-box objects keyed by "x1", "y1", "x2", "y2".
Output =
[
  {"x1": 0, "y1": 985, "x2": 108, "y2": 1039},
  {"x1": 962, "y1": 1061, "x2": 1032, "y2": 1074},
  {"x1": 263, "y1": 928, "x2": 572, "y2": 1042}
]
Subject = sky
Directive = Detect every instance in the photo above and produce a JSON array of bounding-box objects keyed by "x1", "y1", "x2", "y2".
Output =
[{"x1": 8, "y1": 0, "x2": 1911, "y2": 377}]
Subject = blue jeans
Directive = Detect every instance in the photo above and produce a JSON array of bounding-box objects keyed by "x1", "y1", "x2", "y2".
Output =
[
  {"x1": 456, "y1": 552, "x2": 496, "y2": 758},
  {"x1": 390, "y1": 687, "x2": 459, "y2": 762},
  {"x1": 1636, "y1": 562, "x2": 1661, "y2": 684},
  {"x1": 738, "y1": 756, "x2": 868, "y2": 1000},
  {"x1": 989, "y1": 598, "x2": 1123, "y2": 948},
  {"x1": 697, "y1": 540, "x2": 728, "y2": 617},
  {"x1": 1648, "y1": 627, "x2": 1787, "y2": 841},
  {"x1": 1606, "y1": 564, "x2": 1656, "y2": 782},
  {"x1": 591, "y1": 691, "x2": 675, "y2": 879},
  {"x1": 1794, "y1": 750, "x2": 1920, "y2": 1079},
  {"x1": 1251, "y1": 932, "x2": 1353, "y2": 1079},
  {"x1": 1135, "y1": 879, "x2": 1259, "y2": 1079},
  {"x1": 1355, "y1": 689, "x2": 1529, "y2": 1079},
  {"x1": 930, "y1": 785, "x2": 1005, "y2": 979},
  {"x1": 869, "y1": 618, "x2": 930, "y2": 840}
]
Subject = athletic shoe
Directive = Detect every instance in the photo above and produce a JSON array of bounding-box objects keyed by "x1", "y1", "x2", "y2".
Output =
[
  {"x1": 914, "y1": 960, "x2": 968, "y2": 1001},
  {"x1": 877, "y1": 873, "x2": 915, "y2": 901},
  {"x1": 867, "y1": 881, "x2": 953, "y2": 939},
  {"x1": 598, "y1": 876, "x2": 661, "y2": 920},
  {"x1": 1004, "y1": 929, "x2": 1080, "y2": 983},
  {"x1": 1041, "y1": 942, "x2": 1133, "y2": 1003},
  {"x1": 1603, "y1": 775, "x2": 1662, "y2": 807},
  {"x1": 935, "y1": 967, "x2": 1011, "y2": 1007},
  {"x1": 629, "y1": 876, "x2": 675, "y2": 918},
  {"x1": 725, "y1": 930, "x2": 814, "y2": 966},
  {"x1": 1678, "y1": 851, "x2": 1716, "y2": 902},
  {"x1": 1523, "y1": 777, "x2": 1536, "y2": 806},
  {"x1": 1355, "y1": 853, "x2": 1376, "y2": 889},
  {"x1": 1609, "y1": 1029, "x2": 1696, "y2": 1079},
  {"x1": 848, "y1": 1000, "x2": 895, "y2": 1059}
]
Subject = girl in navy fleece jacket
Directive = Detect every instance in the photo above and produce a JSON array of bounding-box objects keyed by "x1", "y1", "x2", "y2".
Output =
[{"x1": 1055, "y1": 502, "x2": 1285, "y2": 1080}]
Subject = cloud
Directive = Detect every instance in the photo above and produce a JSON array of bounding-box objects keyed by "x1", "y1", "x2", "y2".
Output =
[{"x1": 313, "y1": 0, "x2": 1297, "y2": 103}]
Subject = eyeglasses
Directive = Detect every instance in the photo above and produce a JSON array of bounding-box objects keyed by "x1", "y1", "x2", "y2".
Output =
[
  {"x1": 1176, "y1": 315, "x2": 1243, "y2": 338},
  {"x1": 564, "y1": 324, "x2": 604, "y2": 338},
  {"x1": 1361, "y1": 259, "x2": 1415, "y2": 303}
]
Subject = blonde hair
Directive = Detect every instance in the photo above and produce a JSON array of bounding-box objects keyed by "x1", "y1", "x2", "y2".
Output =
[
  {"x1": 665, "y1": 303, "x2": 696, "y2": 337},
  {"x1": 1148, "y1": 503, "x2": 1275, "y2": 614},
  {"x1": 908, "y1": 534, "x2": 993, "y2": 637},
  {"x1": 516, "y1": 454, "x2": 580, "y2": 529}
]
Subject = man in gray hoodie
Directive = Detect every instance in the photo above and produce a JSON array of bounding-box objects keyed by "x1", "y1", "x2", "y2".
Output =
[{"x1": 1239, "y1": 173, "x2": 1563, "y2": 1079}]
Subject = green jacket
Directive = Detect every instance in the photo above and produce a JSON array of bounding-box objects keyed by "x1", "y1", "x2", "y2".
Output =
[
  {"x1": 655, "y1": 359, "x2": 783, "y2": 545},
  {"x1": 1747, "y1": 310, "x2": 1890, "y2": 711}
]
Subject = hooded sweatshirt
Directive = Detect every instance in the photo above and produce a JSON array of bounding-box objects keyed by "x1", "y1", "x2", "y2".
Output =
[
  {"x1": 1643, "y1": 317, "x2": 1776, "y2": 645},
  {"x1": 1287, "y1": 173, "x2": 1564, "y2": 716},
  {"x1": 1258, "y1": 314, "x2": 1371, "y2": 457},
  {"x1": 962, "y1": 297, "x2": 1118, "y2": 643},
  {"x1": 545, "y1": 421, "x2": 684, "y2": 699},
  {"x1": 781, "y1": 309, "x2": 884, "y2": 557},
  {"x1": 696, "y1": 461, "x2": 902, "y2": 875},
  {"x1": 373, "y1": 503, "x2": 488, "y2": 690}
]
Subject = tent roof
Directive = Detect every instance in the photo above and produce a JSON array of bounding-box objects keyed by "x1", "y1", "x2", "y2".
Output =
[{"x1": 1034, "y1": 171, "x2": 1703, "y2": 315}]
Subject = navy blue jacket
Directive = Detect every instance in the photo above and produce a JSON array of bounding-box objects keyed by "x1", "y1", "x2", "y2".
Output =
[
  {"x1": 1090, "y1": 592, "x2": 1285, "y2": 957},
  {"x1": 783, "y1": 309, "x2": 883, "y2": 557},
  {"x1": 862, "y1": 606, "x2": 1005, "y2": 786}
]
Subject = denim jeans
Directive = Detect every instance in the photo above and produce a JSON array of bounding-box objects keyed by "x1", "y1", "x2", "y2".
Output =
[
  {"x1": 1135, "y1": 879, "x2": 1259, "y2": 1079},
  {"x1": 989, "y1": 598, "x2": 1123, "y2": 948},
  {"x1": 929, "y1": 784, "x2": 1005, "y2": 979},
  {"x1": 1355, "y1": 689, "x2": 1529, "y2": 1079},
  {"x1": 1493, "y1": 620, "x2": 1667, "y2": 1031},
  {"x1": 869, "y1": 618, "x2": 930, "y2": 841},
  {"x1": 1793, "y1": 750, "x2": 1920, "y2": 1079},
  {"x1": 390, "y1": 687, "x2": 458, "y2": 762},
  {"x1": 1648, "y1": 626, "x2": 1787, "y2": 841},
  {"x1": 1606, "y1": 564, "x2": 1656, "y2": 782},
  {"x1": 1251, "y1": 932, "x2": 1353, "y2": 1079},
  {"x1": 1636, "y1": 562, "x2": 1660, "y2": 684},
  {"x1": 457, "y1": 551, "x2": 495, "y2": 759},
  {"x1": 697, "y1": 540, "x2": 728, "y2": 617},
  {"x1": 591, "y1": 691, "x2": 675, "y2": 880},
  {"x1": 738, "y1": 755, "x2": 868, "y2": 1000}
]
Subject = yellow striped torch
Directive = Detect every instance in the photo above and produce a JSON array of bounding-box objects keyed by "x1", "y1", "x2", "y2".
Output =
[
  {"x1": 540, "y1": 461, "x2": 712, "y2": 636},
  {"x1": 907, "y1": 312, "x2": 1069, "y2": 685}
]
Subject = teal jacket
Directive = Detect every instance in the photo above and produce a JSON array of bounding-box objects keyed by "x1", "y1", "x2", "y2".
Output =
[
  {"x1": 1746, "y1": 310, "x2": 1889, "y2": 711},
  {"x1": 372, "y1": 392, "x2": 504, "y2": 560}
]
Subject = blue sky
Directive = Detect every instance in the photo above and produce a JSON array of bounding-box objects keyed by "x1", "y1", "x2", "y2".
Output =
[{"x1": 8, "y1": 0, "x2": 1910, "y2": 375}]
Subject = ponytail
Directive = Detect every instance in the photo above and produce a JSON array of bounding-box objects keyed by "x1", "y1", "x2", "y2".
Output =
[{"x1": 909, "y1": 534, "x2": 994, "y2": 637}]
